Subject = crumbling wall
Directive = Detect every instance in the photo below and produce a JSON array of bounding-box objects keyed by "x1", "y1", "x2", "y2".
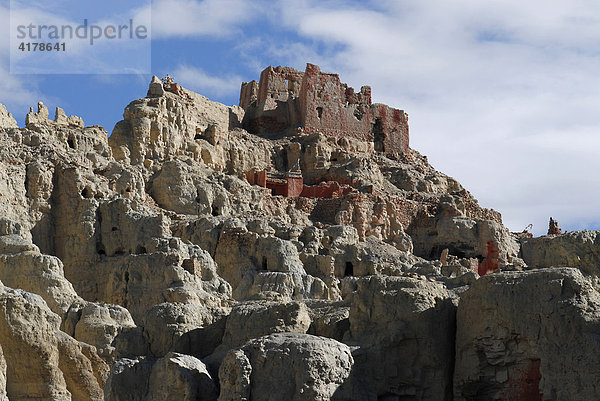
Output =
[{"x1": 240, "y1": 63, "x2": 409, "y2": 158}]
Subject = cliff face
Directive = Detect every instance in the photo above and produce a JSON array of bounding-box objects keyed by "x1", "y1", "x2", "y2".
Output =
[{"x1": 0, "y1": 68, "x2": 598, "y2": 401}]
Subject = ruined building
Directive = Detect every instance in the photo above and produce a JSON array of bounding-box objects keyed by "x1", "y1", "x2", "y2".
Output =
[{"x1": 240, "y1": 63, "x2": 409, "y2": 159}]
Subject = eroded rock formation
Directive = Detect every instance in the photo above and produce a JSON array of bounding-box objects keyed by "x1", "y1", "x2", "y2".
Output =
[{"x1": 0, "y1": 65, "x2": 597, "y2": 400}]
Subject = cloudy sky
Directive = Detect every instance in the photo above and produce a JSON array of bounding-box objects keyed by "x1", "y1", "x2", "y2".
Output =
[{"x1": 2, "y1": 0, "x2": 599, "y2": 235}]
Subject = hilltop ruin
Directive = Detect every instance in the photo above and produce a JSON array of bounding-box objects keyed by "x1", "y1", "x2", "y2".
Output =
[
  {"x1": 0, "y1": 66, "x2": 599, "y2": 401},
  {"x1": 240, "y1": 63, "x2": 410, "y2": 159}
]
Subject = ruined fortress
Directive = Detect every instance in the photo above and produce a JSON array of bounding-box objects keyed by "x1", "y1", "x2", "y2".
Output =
[
  {"x1": 1, "y1": 64, "x2": 600, "y2": 401},
  {"x1": 240, "y1": 63, "x2": 410, "y2": 159}
]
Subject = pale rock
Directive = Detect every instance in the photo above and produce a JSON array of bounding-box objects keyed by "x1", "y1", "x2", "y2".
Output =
[
  {"x1": 54, "y1": 107, "x2": 85, "y2": 129},
  {"x1": 149, "y1": 159, "x2": 262, "y2": 216},
  {"x1": 521, "y1": 230, "x2": 600, "y2": 275},
  {"x1": 144, "y1": 302, "x2": 230, "y2": 358},
  {"x1": 0, "y1": 252, "x2": 81, "y2": 317},
  {"x1": 219, "y1": 301, "x2": 311, "y2": 350},
  {"x1": 89, "y1": 250, "x2": 231, "y2": 323},
  {"x1": 305, "y1": 300, "x2": 350, "y2": 341},
  {"x1": 0, "y1": 283, "x2": 106, "y2": 401},
  {"x1": 25, "y1": 101, "x2": 51, "y2": 127},
  {"x1": 454, "y1": 268, "x2": 600, "y2": 401},
  {"x1": 218, "y1": 333, "x2": 353, "y2": 401},
  {"x1": 73, "y1": 302, "x2": 136, "y2": 361},
  {"x1": 0, "y1": 104, "x2": 17, "y2": 128},
  {"x1": 109, "y1": 87, "x2": 240, "y2": 165},
  {"x1": 217, "y1": 350, "x2": 251, "y2": 401},
  {"x1": 96, "y1": 197, "x2": 170, "y2": 257},
  {"x1": 148, "y1": 352, "x2": 218, "y2": 401},
  {"x1": 235, "y1": 271, "x2": 330, "y2": 301},
  {"x1": 411, "y1": 216, "x2": 520, "y2": 264},
  {"x1": 148, "y1": 75, "x2": 165, "y2": 97},
  {"x1": 214, "y1": 228, "x2": 306, "y2": 294},
  {"x1": 0, "y1": 234, "x2": 39, "y2": 254},
  {"x1": 0, "y1": 344, "x2": 7, "y2": 401}
]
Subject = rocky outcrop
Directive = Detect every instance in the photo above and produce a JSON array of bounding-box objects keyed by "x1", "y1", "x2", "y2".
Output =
[
  {"x1": 0, "y1": 104, "x2": 17, "y2": 129},
  {"x1": 455, "y1": 268, "x2": 600, "y2": 400},
  {"x1": 0, "y1": 281, "x2": 106, "y2": 401},
  {"x1": 148, "y1": 352, "x2": 218, "y2": 401},
  {"x1": 1, "y1": 68, "x2": 594, "y2": 400},
  {"x1": 218, "y1": 333, "x2": 353, "y2": 401},
  {"x1": 346, "y1": 276, "x2": 456, "y2": 400},
  {"x1": 521, "y1": 230, "x2": 600, "y2": 275}
]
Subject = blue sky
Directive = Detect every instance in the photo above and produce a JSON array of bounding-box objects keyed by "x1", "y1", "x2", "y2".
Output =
[{"x1": 2, "y1": 0, "x2": 600, "y2": 236}]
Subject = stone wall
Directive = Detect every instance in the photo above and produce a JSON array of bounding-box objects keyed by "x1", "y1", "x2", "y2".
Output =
[{"x1": 240, "y1": 63, "x2": 409, "y2": 159}]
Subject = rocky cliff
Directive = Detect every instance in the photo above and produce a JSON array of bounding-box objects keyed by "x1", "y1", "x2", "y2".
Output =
[{"x1": 0, "y1": 66, "x2": 598, "y2": 400}]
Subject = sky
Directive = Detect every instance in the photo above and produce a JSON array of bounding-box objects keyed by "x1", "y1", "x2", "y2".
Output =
[{"x1": 1, "y1": 0, "x2": 600, "y2": 236}]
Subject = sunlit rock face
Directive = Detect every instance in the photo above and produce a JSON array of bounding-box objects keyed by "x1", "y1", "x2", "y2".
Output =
[{"x1": 0, "y1": 69, "x2": 593, "y2": 400}]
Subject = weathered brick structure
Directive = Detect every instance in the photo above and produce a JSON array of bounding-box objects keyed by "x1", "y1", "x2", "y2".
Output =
[
  {"x1": 246, "y1": 169, "x2": 355, "y2": 199},
  {"x1": 240, "y1": 63, "x2": 409, "y2": 159}
]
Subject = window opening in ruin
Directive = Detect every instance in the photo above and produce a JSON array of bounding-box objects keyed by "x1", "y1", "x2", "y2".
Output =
[
  {"x1": 354, "y1": 108, "x2": 364, "y2": 121},
  {"x1": 111, "y1": 226, "x2": 118, "y2": 231},
  {"x1": 373, "y1": 118, "x2": 385, "y2": 152},
  {"x1": 345, "y1": 262, "x2": 354, "y2": 277},
  {"x1": 316, "y1": 107, "x2": 323, "y2": 120},
  {"x1": 67, "y1": 138, "x2": 75, "y2": 149},
  {"x1": 262, "y1": 256, "x2": 268, "y2": 270},
  {"x1": 81, "y1": 187, "x2": 91, "y2": 198},
  {"x1": 212, "y1": 205, "x2": 219, "y2": 216}
]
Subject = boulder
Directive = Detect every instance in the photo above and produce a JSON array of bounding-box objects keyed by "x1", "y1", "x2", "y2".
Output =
[
  {"x1": 455, "y1": 268, "x2": 600, "y2": 400},
  {"x1": 219, "y1": 301, "x2": 311, "y2": 350},
  {"x1": 218, "y1": 333, "x2": 353, "y2": 401},
  {"x1": 148, "y1": 352, "x2": 218, "y2": 401}
]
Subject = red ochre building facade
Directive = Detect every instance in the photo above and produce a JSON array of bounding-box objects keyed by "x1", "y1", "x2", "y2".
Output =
[{"x1": 240, "y1": 63, "x2": 409, "y2": 160}]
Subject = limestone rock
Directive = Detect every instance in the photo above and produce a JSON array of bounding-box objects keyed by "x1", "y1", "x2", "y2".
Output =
[
  {"x1": 148, "y1": 75, "x2": 165, "y2": 97},
  {"x1": 25, "y1": 102, "x2": 51, "y2": 127},
  {"x1": 218, "y1": 333, "x2": 353, "y2": 401},
  {"x1": 148, "y1": 352, "x2": 218, "y2": 401},
  {"x1": 521, "y1": 230, "x2": 600, "y2": 275},
  {"x1": 144, "y1": 302, "x2": 229, "y2": 358},
  {"x1": 0, "y1": 234, "x2": 39, "y2": 254},
  {"x1": 0, "y1": 344, "x2": 7, "y2": 401},
  {"x1": 0, "y1": 251, "x2": 81, "y2": 317},
  {"x1": 54, "y1": 107, "x2": 85, "y2": 128},
  {"x1": 454, "y1": 268, "x2": 600, "y2": 400},
  {"x1": 104, "y1": 357, "x2": 154, "y2": 401},
  {"x1": 411, "y1": 216, "x2": 520, "y2": 264},
  {"x1": 347, "y1": 275, "x2": 456, "y2": 400},
  {"x1": 0, "y1": 104, "x2": 17, "y2": 128},
  {"x1": 219, "y1": 301, "x2": 311, "y2": 350},
  {"x1": 73, "y1": 302, "x2": 137, "y2": 361},
  {"x1": 0, "y1": 282, "x2": 106, "y2": 401}
]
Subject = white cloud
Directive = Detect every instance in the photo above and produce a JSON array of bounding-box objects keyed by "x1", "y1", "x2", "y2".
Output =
[
  {"x1": 255, "y1": 0, "x2": 600, "y2": 235},
  {"x1": 173, "y1": 65, "x2": 241, "y2": 99},
  {"x1": 150, "y1": 0, "x2": 257, "y2": 38},
  {"x1": 0, "y1": 5, "x2": 43, "y2": 116}
]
